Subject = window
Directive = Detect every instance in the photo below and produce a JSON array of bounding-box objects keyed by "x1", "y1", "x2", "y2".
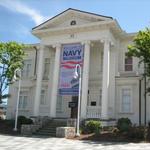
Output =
[
  {"x1": 22, "y1": 59, "x2": 32, "y2": 78},
  {"x1": 43, "y1": 58, "x2": 50, "y2": 80},
  {"x1": 56, "y1": 96, "x2": 62, "y2": 112},
  {"x1": 125, "y1": 57, "x2": 133, "y2": 71},
  {"x1": 70, "y1": 20, "x2": 76, "y2": 25},
  {"x1": 121, "y1": 89, "x2": 132, "y2": 113},
  {"x1": 19, "y1": 91, "x2": 28, "y2": 109},
  {"x1": 40, "y1": 89, "x2": 46, "y2": 105}
]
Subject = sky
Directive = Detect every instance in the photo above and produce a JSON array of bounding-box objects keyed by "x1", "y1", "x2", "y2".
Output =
[{"x1": 0, "y1": 0, "x2": 150, "y2": 44}]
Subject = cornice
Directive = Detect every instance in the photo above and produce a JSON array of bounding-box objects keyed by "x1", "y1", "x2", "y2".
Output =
[{"x1": 32, "y1": 20, "x2": 115, "y2": 38}]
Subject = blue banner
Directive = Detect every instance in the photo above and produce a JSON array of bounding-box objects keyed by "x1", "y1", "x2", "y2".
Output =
[{"x1": 58, "y1": 43, "x2": 84, "y2": 95}]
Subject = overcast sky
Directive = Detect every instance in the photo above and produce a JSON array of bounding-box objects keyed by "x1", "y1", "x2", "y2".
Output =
[{"x1": 0, "y1": 0, "x2": 150, "y2": 44}]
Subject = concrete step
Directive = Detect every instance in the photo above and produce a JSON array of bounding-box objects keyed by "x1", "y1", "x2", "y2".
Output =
[
  {"x1": 34, "y1": 132, "x2": 56, "y2": 136},
  {"x1": 39, "y1": 129, "x2": 56, "y2": 133},
  {"x1": 46, "y1": 123, "x2": 66, "y2": 126},
  {"x1": 34, "y1": 120, "x2": 67, "y2": 136}
]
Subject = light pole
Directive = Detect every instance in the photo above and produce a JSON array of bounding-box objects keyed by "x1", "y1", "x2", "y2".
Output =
[
  {"x1": 73, "y1": 64, "x2": 82, "y2": 137},
  {"x1": 13, "y1": 68, "x2": 21, "y2": 131}
]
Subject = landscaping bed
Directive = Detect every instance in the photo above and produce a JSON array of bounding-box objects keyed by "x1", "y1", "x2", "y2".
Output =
[
  {"x1": 70, "y1": 118, "x2": 150, "y2": 142},
  {"x1": 0, "y1": 119, "x2": 19, "y2": 135},
  {"x1": 0, "y1": 116, "x2": 33, "y2": 135},
  {"x1": 72, "y1": 131, "x2": 147, "y2": 142}
]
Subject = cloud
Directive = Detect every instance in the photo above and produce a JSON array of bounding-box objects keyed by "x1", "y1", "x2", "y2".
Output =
[{"x1": 0, "y1": 0, "x2": 48, "y2": 25}]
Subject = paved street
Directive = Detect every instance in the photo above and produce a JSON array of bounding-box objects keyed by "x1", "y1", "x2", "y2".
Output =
[{"x1": 0, "y1": 134, "x2": 150, "y2": 150}]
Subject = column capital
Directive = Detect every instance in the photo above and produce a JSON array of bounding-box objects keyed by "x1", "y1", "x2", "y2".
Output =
[
  {"x1": 100, "y1": 38, "x2": 114, "y2": 46},
  {"x1": 34, "y1": 44, "x2": 44, "y2": 50},
  {"x1": 81, "y1": 40, "x2": 91, "y2": 46},
  {"x1": 52, "y1": 43, "x2": 61, "y2": 49},
  {"x1": 40, "y1": 44, "x2": 45, "y2": 50}
]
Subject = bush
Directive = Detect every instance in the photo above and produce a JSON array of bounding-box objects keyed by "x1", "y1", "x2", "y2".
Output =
[
  {"x1": 0, "y1": 119, "x2": 15, "y2": 127},
  {"x1": 85, "y1": 120, "x2": 101, "y2": 134},
  {"x1": 117, "y1": 118, "x2": 132, "y2": 132},
  {"x1": 18, "y1": 116, "x2": 33, "y2": 127},
  {"x1": 127, "y1": 126, "x2": 145, "y2": 140}
]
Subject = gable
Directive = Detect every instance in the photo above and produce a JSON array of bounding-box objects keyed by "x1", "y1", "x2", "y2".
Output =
[{"x1": 32, "y1": 8, "x2": 113, "y2": 31}]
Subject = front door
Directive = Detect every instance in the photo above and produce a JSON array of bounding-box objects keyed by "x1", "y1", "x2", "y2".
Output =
[{"x1": 71, "y1": 96, "x2": 78, "y2": 118}]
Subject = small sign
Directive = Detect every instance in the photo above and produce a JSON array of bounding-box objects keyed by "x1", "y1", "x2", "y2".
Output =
[{"x1": 68, "y1": 102, "x2": 77, "y2": 108}]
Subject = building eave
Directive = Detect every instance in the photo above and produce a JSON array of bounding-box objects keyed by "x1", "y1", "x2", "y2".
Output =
[{"x1": 32, "y1": 20, "x2": 119, "y2": 38}]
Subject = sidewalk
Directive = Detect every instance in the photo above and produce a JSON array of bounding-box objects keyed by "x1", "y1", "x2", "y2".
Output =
[{"x1": 0, "y1": 134, "x2": 150, "y2": 150}]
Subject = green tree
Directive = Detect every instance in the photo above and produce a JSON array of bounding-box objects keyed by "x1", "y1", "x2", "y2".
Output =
[
  {"x1": 0, "y1": 41, "x2": 25, "y2": 103},
  {"x1": 126, "y1": 28, "x2": 150, "y2": 77},
  {"x1": 126, "y1": 28, "x2": 150, "y2": 125}
]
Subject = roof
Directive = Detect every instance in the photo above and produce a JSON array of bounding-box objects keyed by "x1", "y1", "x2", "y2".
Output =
[{"x1": 32, "y1": 8, "x2": 113, "y2": 30}]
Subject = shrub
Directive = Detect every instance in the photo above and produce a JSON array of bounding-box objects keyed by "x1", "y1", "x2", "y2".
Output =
[
  {"x1": 144, "y1": 126, "x2": 150, "y2": 141},
  {"x1": 0, "y1": 119, "x2": 15, "y2": 127},
  {"x1": 117, "y1": 118, "x2": 132, "y2": 132},
  {"x1": 18, "y1": 116, "x2": 33, "y2": 127},
  {"x1": 127, "y1": 126, "x2": 145, "y2": 140},
  {"x1": 85, "y1": 120, "x2": 101, "y2": 134}
]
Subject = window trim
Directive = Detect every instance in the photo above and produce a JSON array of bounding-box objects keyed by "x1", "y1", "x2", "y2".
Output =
[
  {"x1": 18, "y1": 90, "x2": 29, "y2": 110},
  {"x1": 124, "y1": 56, "x2": 133, "y2": 72},
  {"x1": 22, "y1": 59, "x2": 32, "y2": 78},
  {"x1": 40, "y1": 88, "x2": 47, "y2": 106},
  {"x1": 120, "y1": 86, "x2": 133, "y2": 113},
  {"x1": 56, "y1": 95, "x2": 63, "y2": 112},
  {"x1": 70, "y1": 20, "x2": 76, "y2": 26}
]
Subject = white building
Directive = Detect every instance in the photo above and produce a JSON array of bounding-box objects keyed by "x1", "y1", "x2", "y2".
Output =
[{"x1": 6, "y1": 8, "x2": 149, "y2": 125}]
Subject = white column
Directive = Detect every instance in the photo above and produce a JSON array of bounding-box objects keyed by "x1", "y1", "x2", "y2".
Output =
[
  {"x1": 80, "y1": 41, "x2": 90, "y2": 118},
  {"x1": 101, "y1": 39, "x2": 110, "y2": 119},
  {"x1": 33, "y1": 45, "x2": 44, "y2": 116},
  {"x1": 50, "y1": 44, "x2": 61, "y2": 118}
]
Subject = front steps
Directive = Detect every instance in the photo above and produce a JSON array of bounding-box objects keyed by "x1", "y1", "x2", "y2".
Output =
[{"x1": 34, "y1": 119, "x2": 67, "y2": 136}]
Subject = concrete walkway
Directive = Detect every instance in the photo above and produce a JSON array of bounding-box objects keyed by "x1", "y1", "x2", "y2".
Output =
[{"x1": 0, "y1": 134, "x2": 150, "y2": 150}]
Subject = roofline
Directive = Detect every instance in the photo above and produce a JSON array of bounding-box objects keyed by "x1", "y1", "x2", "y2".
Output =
[{"x1": 32, "y1": 8, "x2": 113, "y2": 30}]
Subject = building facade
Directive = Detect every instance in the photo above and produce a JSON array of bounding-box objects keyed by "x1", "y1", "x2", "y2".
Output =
[{"x1": 6, "y1": 8, "x2": 149, "y2": 125}]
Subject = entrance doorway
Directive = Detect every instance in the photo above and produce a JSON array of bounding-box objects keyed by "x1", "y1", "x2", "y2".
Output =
[{"x1": 71, "y1": 96, "x2": 78, "y2": 118}]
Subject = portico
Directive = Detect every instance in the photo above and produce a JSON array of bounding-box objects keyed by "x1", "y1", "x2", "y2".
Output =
[{"x1": 33, "y1": 37, "x2": 114, "y2": 120}]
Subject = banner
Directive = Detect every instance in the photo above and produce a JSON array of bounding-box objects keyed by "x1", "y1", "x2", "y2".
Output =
[{"x1": 59, "y1": 43, "x2": 84, "y2": 95}]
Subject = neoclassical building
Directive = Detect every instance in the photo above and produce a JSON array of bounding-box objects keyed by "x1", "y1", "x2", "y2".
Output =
[{"x1": 6, "y1": 8, "x2": 149, "y2": 125}]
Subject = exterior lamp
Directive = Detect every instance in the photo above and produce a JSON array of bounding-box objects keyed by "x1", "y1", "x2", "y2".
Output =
[
  {"x1": 73, "y1": 64, "x2": 82, "y2": 137},
  {"x1": 13, "y1": 68, "x2": 21, "y2": 131}
]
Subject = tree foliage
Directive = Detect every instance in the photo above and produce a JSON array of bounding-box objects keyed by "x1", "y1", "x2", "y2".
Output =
[
  {"x1": 0, "y1": 41, "x2": 25, "y2": 103},
  {"x1": 126, "y1": 28, "x2": 150, "y2": 77}
]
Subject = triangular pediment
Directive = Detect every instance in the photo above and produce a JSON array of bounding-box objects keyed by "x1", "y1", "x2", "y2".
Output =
[{"x1": 32, "y1": 8, "x2": 113, "y2": 31}]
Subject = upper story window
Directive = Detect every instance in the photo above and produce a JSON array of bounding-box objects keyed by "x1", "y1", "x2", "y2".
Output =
[
  {"x1": 22, "y1": 59, "x2": 32, "y2": 78},
  {"x1": 43, "y1": 58, "x2": 50, "y2": 80},
  {"x1": 70, "y1": 20, "x2": 76, "y2": 26},
  {"x1": 19, "y1": 91, "x2": 28, "y2": 109},
  {"x1": 125, "y1": 57, "x2": 133, "y2": 71},
  {"x1": 121, "y1": 88, "x2": 132, "y2": 113}
]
